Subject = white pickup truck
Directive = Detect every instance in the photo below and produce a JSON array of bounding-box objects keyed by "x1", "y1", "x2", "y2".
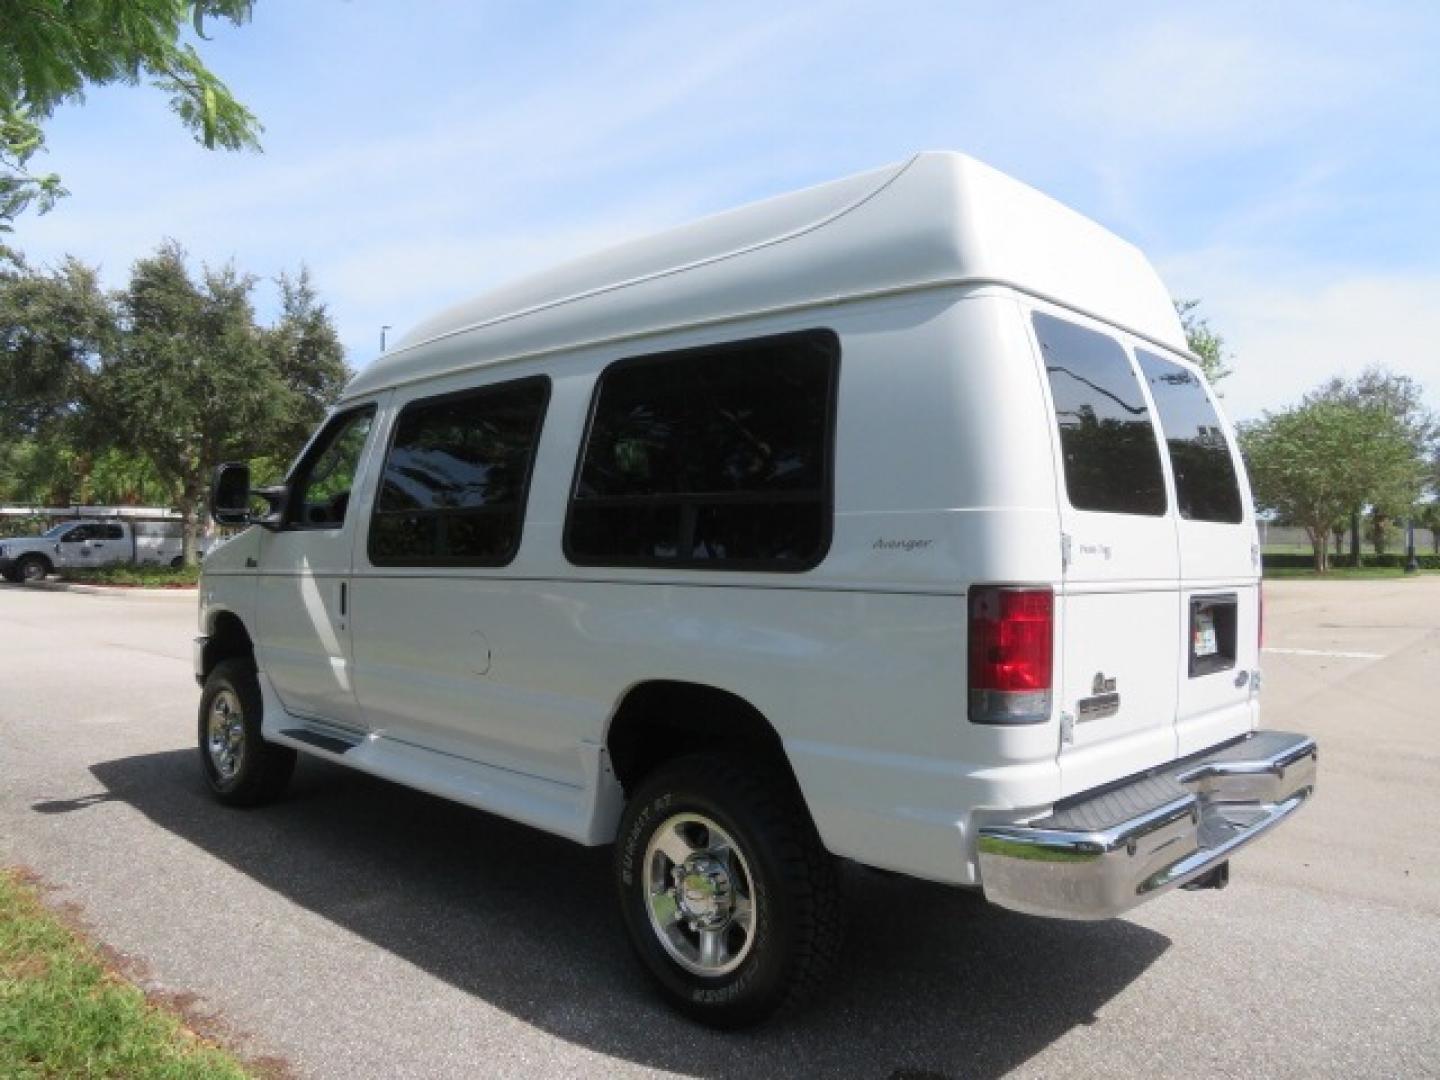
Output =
[{"x1": 0, "y1": 519, "x2": 198, "y2": 582}]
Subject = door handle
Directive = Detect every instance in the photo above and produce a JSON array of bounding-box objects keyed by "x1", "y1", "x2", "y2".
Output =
[
  {"x1": 340, "y1": 581, "x2": 347, "y2": 616},
  {"x1": 245, "y1": 557, "x2": 257, "y2": 568}
]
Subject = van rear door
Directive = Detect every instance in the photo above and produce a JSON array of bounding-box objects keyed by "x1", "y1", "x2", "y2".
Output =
[
  {"x1": 1031, "y1": 310, "x2": 1181, "y2": 796},
  {"x1": 1135, "y1": 349, "x2": 1260, "y2": 756}
]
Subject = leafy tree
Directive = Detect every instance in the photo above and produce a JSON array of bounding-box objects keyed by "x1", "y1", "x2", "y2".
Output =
[
  {"x1": 0, "y1": 435, "x2": 169, "y2": 506},
  {"x1": 0, "y1": 428, "x2": 80, "y2": 503},
  {"x1": 1242, "y1": 398, "x2": 1426, "y2": 572},
  {"x1": 85, "y1": 446, "x2": 171, "y2": 504},
  {"x1": 1174, "y1": 298, "x2": 1232, "y2": 387},
  {"x1": 0, "y1": 1, "x2": 261, "y2": 227},
  {"x1": 0, "y1": 248, "x2": 112, "y2": 434},
  {"x1": 1, "y1": 243, "x2": 347, "y2": 549},
  {"x1": 1305, "y1": 368, "x2": 1437, "y2": 558},
  {"x1": 94, "y1": 243, "x2": 348, "y2": 563},
  {"x1": 99, "y1": 243, "x2": 277, "y2": 562},
  {"x1": 266, "y1": 267, "x2": 349, "y2": 454}
]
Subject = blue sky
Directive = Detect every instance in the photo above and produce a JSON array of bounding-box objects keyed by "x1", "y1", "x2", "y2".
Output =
[{"x1": 11, "y1": 0, "x2": 1440, "y2": 420}]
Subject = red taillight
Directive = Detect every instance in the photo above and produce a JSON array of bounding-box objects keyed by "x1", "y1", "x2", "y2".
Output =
[{"x1": 968, "y1": 586, "x2": 1053, "y2": 724}]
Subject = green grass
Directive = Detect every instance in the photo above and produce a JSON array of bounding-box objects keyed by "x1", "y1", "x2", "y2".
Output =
[
  {"x1": 0, "y1": 869, "x2": 252, "y2": 1079},
  {"x1": 62, "y1": 565, "x2": 200, "y2": 588},
  {"x1": 1264, "y1": 565, "x2": 1438, "y2": 580}
]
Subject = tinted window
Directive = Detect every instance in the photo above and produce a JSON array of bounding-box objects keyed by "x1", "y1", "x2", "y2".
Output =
[
  {"x1": 103, "y1": 524, "x2": 125, "y2": 540},
  {"x1": 289, "y1": 407, "x2": 376, "y2": 529},
  {"x1": 567, "y1": 330, "x2": 838, "y2": 570},
  {"x1": 370, "y1": 377, "x2": 549, "y2": 566},
  {"x1": 1034, "y1": 312, "x2": 1166, "y2": 516},
  {"x1": 1136, "y1": 350, "x2": 1243, "y2": 523}
]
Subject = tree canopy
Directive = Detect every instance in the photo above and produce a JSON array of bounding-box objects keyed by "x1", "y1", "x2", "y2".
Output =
[
  {"x1": 1242, "y1": 388, "x2": 1429, "y2": 572},
  {"x1": 1302, "y1": 368, "x2": 1438, "y2": 553},
  {"x1": 0, "y1": 242, "x2": 348, "y2": 562},
  {"x1": 0, "y1": 1, "x2": 261, "y2": 226},
  {"x1": 0, "y1": 248, "x2": 112, "y2": 432}
]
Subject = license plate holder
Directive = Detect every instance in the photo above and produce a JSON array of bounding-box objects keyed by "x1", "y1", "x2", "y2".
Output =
[{"x1": 1189, "y1": 594, "x2": 1238, "y2": 677}]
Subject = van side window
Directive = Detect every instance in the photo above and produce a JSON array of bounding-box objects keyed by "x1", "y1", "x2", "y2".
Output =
[
  {"x1": 1135, "y1": 350, "x2": 1244, "y2": 523},
  {"x1": 1033, "y1": 312, "x2": 1166, "y2": 517},
  {"x1": 369, "y1": 377, "x2": 550, "y2": 566},
  {"x1": 289, "y1": 406, "x2": 377, "y2": 529},
  {"x1": 566, "y1": 330, "x2": 838, "y2": 570}
]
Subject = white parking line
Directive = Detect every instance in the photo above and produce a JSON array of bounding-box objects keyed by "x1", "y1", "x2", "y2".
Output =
[{"x1": 1262, "y1": 647, "x2": 1384, "y2": 660}]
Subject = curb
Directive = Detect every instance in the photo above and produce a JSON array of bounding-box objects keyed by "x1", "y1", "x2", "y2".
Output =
[{"x1": 18, "y1": 580, "x2": 199, "y2": 600}]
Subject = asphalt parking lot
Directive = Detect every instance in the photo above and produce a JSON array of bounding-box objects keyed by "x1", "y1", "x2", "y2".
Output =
[{"x1": 1, "y1": 579, "x2": 1437, "y2": 1079}]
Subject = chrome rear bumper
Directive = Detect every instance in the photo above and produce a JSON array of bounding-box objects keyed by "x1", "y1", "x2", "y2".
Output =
[{"x1": 977, "y1": 731, "x2": 1317, "y2": 920}]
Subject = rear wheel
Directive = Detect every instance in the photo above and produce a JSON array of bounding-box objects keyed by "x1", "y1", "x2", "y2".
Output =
[
  {"x1": 170, "y1": 556, "x2": 183, "y2": 569},
  {"x1": 16, "y1": 555, "x2": 49, "y2": 583},
  {"x1": 615, "y1": 754, "x2": 842, "y2": 1028},
  {"x1": 198, "y1": 658, "x2": 296, "y2": 806}
]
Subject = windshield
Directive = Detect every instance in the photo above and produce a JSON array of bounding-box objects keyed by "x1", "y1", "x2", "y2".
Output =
[{"x1": 42, "y1": 524, "x2": 71, "y2": 538}]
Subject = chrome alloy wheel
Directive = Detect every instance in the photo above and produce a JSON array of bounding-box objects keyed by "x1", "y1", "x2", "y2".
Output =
[
  {"x1": 644, "y1": 812, "x2": 758, "y2": 976},
  {"x1": 206, "y1": 689, "x2": 246, "y2": 781},
  {"x1": 20, "y1": 559, "x2": 45, "y2": 582}
]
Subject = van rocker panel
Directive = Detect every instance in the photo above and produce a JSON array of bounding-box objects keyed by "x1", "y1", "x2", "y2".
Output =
[{"x1": 976, "y1": 731, "x2": 1317, "y2": 920}]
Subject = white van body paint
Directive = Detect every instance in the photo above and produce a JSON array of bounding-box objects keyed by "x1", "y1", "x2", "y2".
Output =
[{"x1": 199, "y1": 151, "x2": 1266, "y2": 888}]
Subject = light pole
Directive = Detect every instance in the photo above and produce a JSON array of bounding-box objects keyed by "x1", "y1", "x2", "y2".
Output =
[
  {"x1": 380, "y1": 325, "x2": 392, "y2": 353},
  {"x1": 1405, "y1": 515, "x2": 1419, "y2": 574}
]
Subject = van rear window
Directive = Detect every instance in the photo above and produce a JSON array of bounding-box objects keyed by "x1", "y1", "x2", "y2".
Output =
[
  {"x1": 566, "y1": 330, "x2": 838, "y2": 570},
  {"x1": 1135, "y1": 350, "x2": 1244, "y2": 524},
  {"x1": 1033, "y1": 312, "x2": 1166, "y2": 517}
]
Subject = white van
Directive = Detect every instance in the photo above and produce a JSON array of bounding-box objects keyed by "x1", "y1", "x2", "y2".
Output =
[{"x1": 197, "y1": 152, "x2": 1316, "y2": 1027}]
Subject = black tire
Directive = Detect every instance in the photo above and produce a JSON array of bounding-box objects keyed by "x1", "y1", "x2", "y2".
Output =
[
  {"x1": 170, "y1": 556, "x2": 183, "y2": 569},
  {"x1": 615, "y1": 753, "x2": 842, "y2": 1028},
  {"x1": 1, "y1": 567, "x2": 20, "y2": 584},
  {"x1": 16, "y1": 554, "x2": 50, "y2": 583},
  {"x1": 198, "y1": 657, "x2": 296, "y2": 806}
]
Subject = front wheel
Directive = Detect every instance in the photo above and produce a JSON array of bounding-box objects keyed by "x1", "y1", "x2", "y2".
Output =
[
  {"x1": 615, "y1": 754, "x2": 842, "y2": 1028},
  {"x1": 16, "y1": 555, "x2": 49, "y2": 583},
  {"x1": 198, "y1": 658, "x2": 296, "y2": 806}
]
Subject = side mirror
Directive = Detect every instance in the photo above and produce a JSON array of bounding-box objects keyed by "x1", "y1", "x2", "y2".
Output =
[
  {"x1": 210, "y1": 463, "x2": 253, "y2": 525},
  {"x1": 210, "y1": 463, "x2": 288, "y2": 529}
]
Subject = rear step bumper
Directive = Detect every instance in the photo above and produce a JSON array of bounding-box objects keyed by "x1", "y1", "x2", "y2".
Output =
[{"x1": 977, "y1": 731, "x2": 1317, "y2": 920}]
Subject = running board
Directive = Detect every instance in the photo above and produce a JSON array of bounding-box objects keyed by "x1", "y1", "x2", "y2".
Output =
[{"x1": 280, "y1": 727, "x2": 361, "y2": 755}]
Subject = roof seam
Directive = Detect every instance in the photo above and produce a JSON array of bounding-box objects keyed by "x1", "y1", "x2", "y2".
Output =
[{"x1": 339, "y1": 275, "x2": 1196, "y2": 402}]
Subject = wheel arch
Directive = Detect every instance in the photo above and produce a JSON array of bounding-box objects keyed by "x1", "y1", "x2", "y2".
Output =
[
  {"x1": 604, "y1": 679, "x2": 798, "y2": 798},
  {"x1": 18, "y1": 550, "x2": 53, "y2": 574},
  {"x1": 201, "y1": 608, "x2": 255, "y2": 681}
]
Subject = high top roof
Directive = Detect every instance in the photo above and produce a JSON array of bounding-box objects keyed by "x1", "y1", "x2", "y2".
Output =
[{"x1": 344, "y1": 151, "x2": 1186, "y2": 399}]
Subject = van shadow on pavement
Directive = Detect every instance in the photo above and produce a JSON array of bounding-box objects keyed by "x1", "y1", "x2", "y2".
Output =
[{"x1": 84, "y1": 751, "x2": 1168, "y2": 1080}]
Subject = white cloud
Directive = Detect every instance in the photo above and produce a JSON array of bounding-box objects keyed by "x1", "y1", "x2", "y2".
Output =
[{"x1": 1160, "y1": 247, "x2": 1440, "y2": 420}]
